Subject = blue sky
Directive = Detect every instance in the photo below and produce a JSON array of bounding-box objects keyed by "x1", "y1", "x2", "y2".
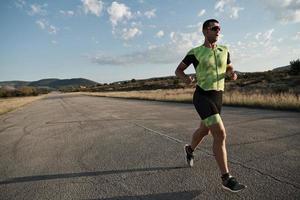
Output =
[{"x1": 1, "y1": 0, "x2": 300, "y2": 83}]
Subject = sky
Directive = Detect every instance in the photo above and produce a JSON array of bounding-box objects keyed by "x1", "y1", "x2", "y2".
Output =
[{"x1": 0, "y1": 0, "x2": 300, "y2": 83}]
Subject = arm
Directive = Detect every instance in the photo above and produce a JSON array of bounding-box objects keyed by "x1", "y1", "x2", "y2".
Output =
[{"x1": 175, "y1": 62, "x2": 195, "y2": 85}]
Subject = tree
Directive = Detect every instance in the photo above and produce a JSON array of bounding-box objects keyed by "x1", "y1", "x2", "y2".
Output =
[{"x1": 290, "y1": 59, "x2": 300, "y2": 75}]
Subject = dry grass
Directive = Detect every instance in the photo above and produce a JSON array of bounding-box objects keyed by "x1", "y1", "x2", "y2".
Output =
[
  {"x1": 223, "y1": 91, "x2": 300, "y2": 111},
  {"x1": 0, "y1": 95, "x2": 45, "y2": 115},
  {"x1": 83, "y1": 89, "x2": 300, "y2": 111}
]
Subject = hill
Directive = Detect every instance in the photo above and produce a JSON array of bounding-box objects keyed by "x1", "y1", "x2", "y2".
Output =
[
  {"x1": 82, "y1": 65, "x2": 300, "y2": 95},
  {"x1": 0, "y1": 78, "x2": 99, "y2": 90},
  {"x1": 0, "y1": 81, "x2": 30, "y2": 87},
  {"x1": 28, "y1": 78, "x2": 98, "y2": 89}
]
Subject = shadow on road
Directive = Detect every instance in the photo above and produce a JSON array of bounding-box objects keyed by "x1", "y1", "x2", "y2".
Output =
[
  {"x1": 0, "y1": 166, "x2": 188, "y2": 185},
  {"x1": 84, "y1": 190, "x2": 202, "y2": 200}
]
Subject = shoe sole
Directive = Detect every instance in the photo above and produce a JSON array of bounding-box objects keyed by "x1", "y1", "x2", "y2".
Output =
[
  {"x1": 184, "y1": 144, "x2": 194, "y2": 167},
  {"x1": 222, "y1": 185, "x2": 247, "y2": 193}
]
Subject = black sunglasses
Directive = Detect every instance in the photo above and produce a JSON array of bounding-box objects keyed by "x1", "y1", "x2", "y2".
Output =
[{"x1": 208, "y1": 26, "x2": 221, "y2": 31}]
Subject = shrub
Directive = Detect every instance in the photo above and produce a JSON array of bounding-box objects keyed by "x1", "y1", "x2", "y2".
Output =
[{"x1": 173, "y1": 79, "x2": 179, "y2": 85}]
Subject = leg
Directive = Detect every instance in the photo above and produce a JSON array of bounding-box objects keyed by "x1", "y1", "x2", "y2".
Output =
[
  {"x1": 190, "y1": 122, "x2": 209, "y2": 150},
  {"x1": 209, "y1": 120, "x2": 229, "y2": 175},
  {"x1": 207, "y1": 118, "x2": 247, "y2": 192}
]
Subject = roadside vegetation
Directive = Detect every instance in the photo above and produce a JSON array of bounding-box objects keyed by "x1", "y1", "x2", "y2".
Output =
[
  {"x1": 83, "y1": 59, "x2": 300, "y2": 111},
  {"x1": 0, "y1": 95, "x2": 45, "y2": 115},
  {"x1": 84, "y1": 89, "x2": 300, "y2": 111},
  {"x1": 0, "y1": 86, "x2": 49, "y2": 98}
]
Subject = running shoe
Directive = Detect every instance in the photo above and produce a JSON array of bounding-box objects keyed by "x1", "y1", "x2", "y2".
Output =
[
  {"x1": 184, "y1": 144, "x2": 194, "y2": 167},
  {"x1": 222, "y1": 176, "x2": 247, "y2": 192}
]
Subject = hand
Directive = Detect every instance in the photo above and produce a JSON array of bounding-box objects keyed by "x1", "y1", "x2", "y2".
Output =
[
  {"x1": 226, "y1": 71, "x2": 237, "y2": 80},
  {"x1": 185, "y1": 75, "x2": 196, "y2": 85},
  {"x1": 231, "y1": 72, "x2": 238, "y2": 80}
]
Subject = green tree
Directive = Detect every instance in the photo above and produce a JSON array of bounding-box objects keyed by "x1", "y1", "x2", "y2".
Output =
[{"x1": 290, "y1": 59, "x2": 300, "y2": 75}]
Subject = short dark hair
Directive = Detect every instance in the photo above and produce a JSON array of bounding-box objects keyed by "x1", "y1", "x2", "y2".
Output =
[{"x1": 202, "y1": 19, "x2": 219, "y2": 30}]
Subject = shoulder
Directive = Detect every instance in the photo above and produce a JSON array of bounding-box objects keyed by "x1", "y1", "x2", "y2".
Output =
[
  {"x1": 217, "y1": 45, "x2": 228, "y2": 51},
  {"x1": 187, "y1": 45, "x2": 204, "y2": 55},
  {"x1": 217, "y1": 45, "x2": 228, "y2": 52}
]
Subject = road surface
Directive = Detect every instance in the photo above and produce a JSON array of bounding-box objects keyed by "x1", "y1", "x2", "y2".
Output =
[{"x1": 0, "y1": 93, "x2": 299, "y2": 199}]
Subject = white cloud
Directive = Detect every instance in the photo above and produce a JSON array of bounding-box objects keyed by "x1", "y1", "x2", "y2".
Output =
[
  {"x1": 15, "y1": 0, "x2": 26, "y2": 9},
  {"x1": 254, "y1": 29, "x2": 274, "y2": 45},
  {"x1": 293, "y1": 32, "x2": 300, "y2": 40},
  {"x1": 107, "y1": 1, "x2": 132, "y2": 27},
  {"x1": 89, "y1": 29, "x2": 204, "y2": 66},
  {"x1": 35, "y1": 19, "x2": 58, "y2": 35},
  {"x1": 144, "y1": 9, "x2": 156, "y2": 18},
  {"x1": 261, "y1": 0, "x2": 300, "y2": 23},
  {"x1": 81, "y1": 0, "x2": 103, "y2": 17},
  {"x1": 186, "y1": 22, "x2": 202, "y2": 29},
  {"x1": 225, "y1": 29, "x2": 288, "y2": 71},
  {"x1": 198, "y1": 9, "x2": 206, "y2": 17},
  {"x1": 49, "y1": 25, "x2": 58, "y2": 35},
  {"x1": 230, "y1": 7, "x2": 244, "y2": 19},
  {"x1": 122, "y1": 27, "x2": 142, "y2": 40},
  {"x1": 36, "y1": 19, "x2": 47, "y2": 29},
  {"x1": 28, "y1": 3, "x2": 47, "y2": 16},
  {"x1": 215, "y1": 0, "x2": 227, "y2": 12},
  {"x1": 60, "y1": 10, "x2": 75, "y2": 16},
  {"x1": 214, "y1": 0, "x2": 244, "y2": 19},
  {"x1": 51, "y1": 40, "x2": 58, "y2": 44},
  {"x1": 156, "y1": 30, "x2": 164, "y2": 38}
]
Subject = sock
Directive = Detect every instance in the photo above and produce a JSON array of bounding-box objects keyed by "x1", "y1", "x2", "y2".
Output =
[
  {"x1": 187, "y1": 145, "x2": 194, "y2": 153},
  {"x1": 221, "y1": 173, "x2": 231, "y2": 181}
]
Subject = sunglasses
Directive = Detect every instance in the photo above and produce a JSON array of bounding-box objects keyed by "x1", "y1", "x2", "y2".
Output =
[{"x1": 208, "y1": 26, "x2": 221, "y2": 32}]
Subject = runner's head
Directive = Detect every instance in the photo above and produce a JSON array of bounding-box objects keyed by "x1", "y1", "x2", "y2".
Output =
[{"x1": 202, "y1": 19, "x2": 221, "y2": 43}]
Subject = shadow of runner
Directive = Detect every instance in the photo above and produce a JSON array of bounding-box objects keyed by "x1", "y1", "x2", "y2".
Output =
[
  {"x1": 84, "y1": 190, "x2": 202, "y2": 200},
  {"x1": 0, "y1": 166, "x2": 187, "y2": 185}
]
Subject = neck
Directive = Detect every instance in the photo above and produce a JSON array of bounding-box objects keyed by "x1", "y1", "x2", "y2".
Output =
[{"x1": 203, "y1": 39, "x2": 217, "y2": 49}]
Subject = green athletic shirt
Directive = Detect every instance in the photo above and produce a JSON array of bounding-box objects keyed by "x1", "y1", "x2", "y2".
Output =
[{"x1": 182, "y1": 45, "x2": 231, "y2": 91}]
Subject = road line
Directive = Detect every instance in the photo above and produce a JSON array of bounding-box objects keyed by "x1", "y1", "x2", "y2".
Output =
[{"x1": 132, "y1": 123, "x2": 183, "y2": 144}]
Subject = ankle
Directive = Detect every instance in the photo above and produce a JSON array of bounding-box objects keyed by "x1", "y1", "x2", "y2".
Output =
[{"x1": 221, "y1": 173, "x2": 232, "y2": 181}]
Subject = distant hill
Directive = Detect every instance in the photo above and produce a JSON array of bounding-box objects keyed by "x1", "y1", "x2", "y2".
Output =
[
  {"x1": 0, "y1": 81, "x2": 30, "y2": 87},
  {"x1": 0, "y1": 78, "x2": 99, "y2": 90},
  {"x1": 28, "y1": 78, "x2": 98, "y2": 89},
  {"x1": 84, "y1": 65, "x2": 300, "y2": 94},
  {"x1": 272, "y1": 65, "x2": 291, "y2": 72}
]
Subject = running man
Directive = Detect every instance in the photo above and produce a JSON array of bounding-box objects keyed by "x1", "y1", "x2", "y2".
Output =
[{"x1": 175, "y1": 19, "x2": 246, "y2": 192}]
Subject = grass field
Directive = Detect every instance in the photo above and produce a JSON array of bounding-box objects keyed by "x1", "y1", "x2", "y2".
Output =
[
  {"x1": 0, "y1": 95, "x2": 45, "y2": 115},
  {"x1": 83, "y1": 89, "x2": 300, "y2": 111}
]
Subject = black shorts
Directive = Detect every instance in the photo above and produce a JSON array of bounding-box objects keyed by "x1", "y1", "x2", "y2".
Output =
[{"x1": 193, "y1": 85, "x2": 223, "y2": 126}]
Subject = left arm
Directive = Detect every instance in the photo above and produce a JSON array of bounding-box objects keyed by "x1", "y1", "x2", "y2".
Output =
[
  {"x1": 226, "y1": 63, "x2": 237, "y2": 80},
  {"x1": 225, "y1": 52, "x2": 237, "y2": 80}
]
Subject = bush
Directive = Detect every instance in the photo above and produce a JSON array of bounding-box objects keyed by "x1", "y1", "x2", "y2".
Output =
[
  {"x1": 290, "y1": 59, "x2": 300, "y2": 75},
  {"x1": 173, "y1": 79, "x2": 179, "y2": 85}
]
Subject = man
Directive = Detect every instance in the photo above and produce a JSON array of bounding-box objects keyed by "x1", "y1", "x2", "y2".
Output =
[{"x1": 175, "y1": 19, "x2": 246, "y2": 192}]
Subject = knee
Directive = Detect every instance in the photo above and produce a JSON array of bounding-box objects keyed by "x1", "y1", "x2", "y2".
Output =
[{"x1": 213, "y1": 129, "x2": 226, "y2": 142}]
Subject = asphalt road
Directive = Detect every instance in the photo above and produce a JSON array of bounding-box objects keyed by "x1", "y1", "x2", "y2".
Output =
[{"x1": 0, "y1": 92, "x2": 299, "y2": 200}]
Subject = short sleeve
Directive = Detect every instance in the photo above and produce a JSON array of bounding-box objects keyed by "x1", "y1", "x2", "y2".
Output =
[{"x1": 181, "y1": 48, "x2": 198, "y2": 67}]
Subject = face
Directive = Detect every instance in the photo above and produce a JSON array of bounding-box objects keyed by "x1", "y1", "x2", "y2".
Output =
[{"x1": 203, "y1": 22, "x2": 221, "y2": 43}]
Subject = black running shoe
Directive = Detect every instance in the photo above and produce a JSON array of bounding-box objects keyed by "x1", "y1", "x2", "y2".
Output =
[
  {"x1": 184, "y1": 144, "x2": 194, "y2": 167},
  {"x1": 222, "y1": 176, "x2": 247, "y2": 193}
]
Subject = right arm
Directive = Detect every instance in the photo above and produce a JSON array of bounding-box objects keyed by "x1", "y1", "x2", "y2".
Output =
[{"x1": 175, "y1": 62, "x2": 195, "y2": 85}]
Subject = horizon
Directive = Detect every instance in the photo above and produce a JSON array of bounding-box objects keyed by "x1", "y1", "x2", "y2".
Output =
[
  {"x1": 1, "y1": 0, "x2": 299, "y2": 83},
  {"x1": 0, "y1": 63, "x2": 291, "y2": 84}
]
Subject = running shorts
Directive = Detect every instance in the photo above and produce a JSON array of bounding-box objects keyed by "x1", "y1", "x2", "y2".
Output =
[{"x1": 193, "y1": 85, "x2": 223, "y2": 126}]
